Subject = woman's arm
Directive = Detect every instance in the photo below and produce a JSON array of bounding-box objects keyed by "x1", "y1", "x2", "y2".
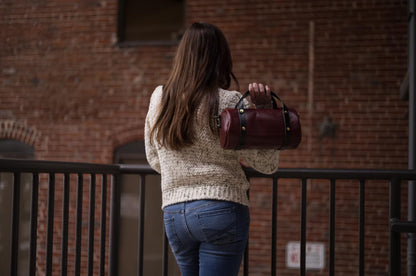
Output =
[{"x1": 144, "y1": 87, "x2": 162, "y2": 173}]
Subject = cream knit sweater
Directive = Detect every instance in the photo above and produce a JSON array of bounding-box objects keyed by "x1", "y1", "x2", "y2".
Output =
[{"x1": 145, "y1": 85, "x2": 279, "y2": 209}]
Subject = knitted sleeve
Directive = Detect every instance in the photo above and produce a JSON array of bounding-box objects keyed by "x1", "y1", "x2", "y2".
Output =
[
  {"x1": 238, "y1": 149, "x2": 279, "y2": 174},
  {"x1": 144, "y1": 86, "x2": 162, "y2": 173}
]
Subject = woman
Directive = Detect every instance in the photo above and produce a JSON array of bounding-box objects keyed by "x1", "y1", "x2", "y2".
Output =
[{"x1": 144, "y1": 22, "x2": 279, "y2": 276}]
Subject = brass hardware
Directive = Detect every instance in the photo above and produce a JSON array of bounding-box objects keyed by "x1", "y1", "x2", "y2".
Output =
[{"x1": 241, "y1": 126, "x2": 246, "y2": 131}]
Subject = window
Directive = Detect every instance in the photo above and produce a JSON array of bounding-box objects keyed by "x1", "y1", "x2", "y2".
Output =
[
  {"x1": 118, "y1": 0, "x2": 185, "y2": 45},
  {"x1": 114, "y1": 141, "x2": 180, "y2": 275},
  {"x1": 0, "y1": 140, "x2": 34, "y2": 159},
  {"x1": 0, "y1": 140, "x2": 34, "y2": 276}
]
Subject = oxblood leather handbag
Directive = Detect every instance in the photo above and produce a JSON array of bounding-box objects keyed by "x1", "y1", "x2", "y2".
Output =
[{"x1": 218, "y1": 91, "x2": 301, "y2": 150}]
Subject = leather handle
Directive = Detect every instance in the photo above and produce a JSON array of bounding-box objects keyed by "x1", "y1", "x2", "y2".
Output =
[{"x1": 236, "y1": 90, "x2": 285, "y2": 110}]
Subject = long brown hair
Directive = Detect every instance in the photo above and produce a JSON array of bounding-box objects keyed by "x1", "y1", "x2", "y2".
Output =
[{"x1": 150, "y1": 22, "x2": 239, "y2": 150}]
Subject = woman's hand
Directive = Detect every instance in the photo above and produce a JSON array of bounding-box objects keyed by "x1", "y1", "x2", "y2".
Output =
[{"x1": 248, "y1": 83, "x2": 272, "y2": 109}]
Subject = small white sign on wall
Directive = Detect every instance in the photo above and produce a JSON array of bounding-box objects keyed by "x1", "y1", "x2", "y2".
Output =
[{"x1": 286, "y1": 242, "x2": 325, "y2": 270}]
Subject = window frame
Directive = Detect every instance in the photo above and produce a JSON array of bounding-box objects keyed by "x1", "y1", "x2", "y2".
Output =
[
  {"x1": 116, "y1": 0, "x2": 186, "y2": 47},
  {"x1": 113, "y1": 141, "x2": 180, "y2": 275},
  {"x1": 0, "y1": 139, "x2": 34, "y2": 276}
]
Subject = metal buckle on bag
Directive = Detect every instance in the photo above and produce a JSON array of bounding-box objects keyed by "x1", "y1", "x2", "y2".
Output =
[
  {"x1": 215, "y1": 116, "x2": 221, "y2": 128},
  {"x1": 236, "y1": 107, "x2": 247, "y2": 150}
]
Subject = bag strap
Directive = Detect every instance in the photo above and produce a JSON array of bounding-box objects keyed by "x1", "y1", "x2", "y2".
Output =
[
  {"x1": 235, "y1": 107, "x2": 247, "y2": 150},
  {"x1": 235, "y1": 91, "x2": 292, "y2": 149}
]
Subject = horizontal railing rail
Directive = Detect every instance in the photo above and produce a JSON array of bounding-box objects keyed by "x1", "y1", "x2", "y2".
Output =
[
  {"x1": 0, "y1": 158, "x2": 120, "y2": 174},
  {"x1": 245, "y1": 167, "x2": 416, "y2": 180},
  {"x1": 1, "y1": 158, "x2": 416, "y2": 276}
]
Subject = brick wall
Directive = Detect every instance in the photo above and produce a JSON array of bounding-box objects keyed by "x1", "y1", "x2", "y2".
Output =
[{"x1": 0, "y1": 0, "x2": 409, "y2": 275}]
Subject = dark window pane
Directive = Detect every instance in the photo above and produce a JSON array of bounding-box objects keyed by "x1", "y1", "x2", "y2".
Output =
[
  {"x1": 0, "y1": 139, "x2": 34, "y2": 159},
  {"x1": 121, "y1": 0, "x2": 185, "y2": 43}
]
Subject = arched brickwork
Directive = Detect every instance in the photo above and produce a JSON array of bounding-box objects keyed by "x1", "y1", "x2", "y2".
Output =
[
  {"x1": 0, "y1": 120, "x2": 44, "y2": 151},
  {"x1": 110, "y1": 122, "x2": 145, "y2": 154}
]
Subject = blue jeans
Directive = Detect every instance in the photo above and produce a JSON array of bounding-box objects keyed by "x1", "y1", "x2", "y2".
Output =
[{"x1": 163, "y1": 200, "x2": 250, "y2": 276}]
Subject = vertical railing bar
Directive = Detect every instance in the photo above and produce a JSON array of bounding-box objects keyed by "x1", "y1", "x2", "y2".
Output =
[
  {"x1": 329, "y1": 179, "x2": 336, "y2": 276},
  {"x1": 162, "y1": 229, "x2": 169, "y2": 276},
  {"x1": 271, "y1": 177, "x2": 278, "y2": 276},
  {"x1": 108, "y1": 174, "x2": 121, "y2": 276},
  {"x1": 46, "y1": 173, "x2": 55, "y2": 276},
  {"x1": 244, "y1": 240, "x2": 249, "y2": 276},
  {"x1": 10, "y1": 172, "x2": 20, "y2": 276},
  {"x1": 244, "y1": 179, "x2": 250, "y2": 276},
  {"x1": 88, "y1": 174, "x2": 96, "y2": 276},
  {"x1": 99, "y1": 174, "x2": 108, "y2": 276},
  {"x1": 137, "y1": 174, "x2": 146, "y2": 276},
  {"x1": 359, "y1": 179, "x2": 366, "y2": 276},
  {"x1": 75, "y1": 174, "x2": 83, "y2": 276},
  {"x1": 61, "y1": 173, "x2": 70, "y2": 276},
  {"x1": 389, "y1": 177, "x2": 401, "y2": 275},
  {"x1": 29, "y1": 173, "x2": 39, "y2": 276},
  {"x1": 300, "y1": 178, "x2": 307, "y2": 276}
]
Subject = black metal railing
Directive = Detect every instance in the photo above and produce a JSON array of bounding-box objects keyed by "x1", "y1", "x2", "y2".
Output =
[
  {"x1": 0, "y1": 159, "x2": 119, "y2": 276},
  {"x1": 243, "y1": 168, "x2": 416, "y2": 276},
  {"x1": 1, "y1": 158, "x2": 416, "y2": 276}
]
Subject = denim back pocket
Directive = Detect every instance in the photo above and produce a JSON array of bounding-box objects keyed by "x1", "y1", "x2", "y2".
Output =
[
  {"x1": 163, "y1": 216, "x2": 184, "y2": 254},
  {"x1": 196, "y1": 205, "x2": 237, "y2": 245}
]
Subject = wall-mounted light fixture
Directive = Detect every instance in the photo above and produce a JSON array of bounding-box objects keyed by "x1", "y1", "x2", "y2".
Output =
[{"x1": 319, "y1": 117, "x2": 337, "y2": 139}]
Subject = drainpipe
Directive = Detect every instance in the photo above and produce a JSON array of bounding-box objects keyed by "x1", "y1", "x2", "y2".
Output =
[{"x1": 408, "y1": 0, "x2": 416, "y2": 275}]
